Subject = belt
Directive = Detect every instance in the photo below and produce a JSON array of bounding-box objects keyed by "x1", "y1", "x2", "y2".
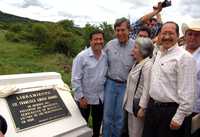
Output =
[
  {"x1": 149, "y1": 98, "x2": 179, "y2": 107},
  {"x1": 107, "y1": 76, "x2": 126, "y2": 84}
]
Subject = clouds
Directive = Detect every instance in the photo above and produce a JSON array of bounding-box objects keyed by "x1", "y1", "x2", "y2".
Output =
[
  {"x1": 0, "y1": 0, "x2": 199, "y2": 27},
  {"x1": 21, "y1": 0, "x2": 43, "y2": 8},
  {"x1": 179, "y1": 0, "x2": 200, "y2": 18},
  {"x1": 57, "y1": 11, "x2": 91, "y2": 20},
  {"x1": 122, "y1": 0, "x2": 150, "y2": 8},
  {"x1": 13, "y1": 0, "x2": 50, "y2": 9}
]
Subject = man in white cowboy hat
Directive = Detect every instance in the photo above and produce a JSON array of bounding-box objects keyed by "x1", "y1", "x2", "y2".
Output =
[{"x1": 182, "y1": 20, "x2": 200, "y2": 137}]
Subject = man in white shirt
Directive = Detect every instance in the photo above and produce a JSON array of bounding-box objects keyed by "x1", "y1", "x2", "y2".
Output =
[
  {"x1": 182, "y1": 20, "x2": 200, "y2": 137},
  {"x1": 141, "y1": 21, "x2": 197, "y2": 137}
]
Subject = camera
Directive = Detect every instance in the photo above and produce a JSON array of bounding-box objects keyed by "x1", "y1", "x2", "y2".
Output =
[{"x1": 161, "y1": 0, "x2": 171, "y2": 8}]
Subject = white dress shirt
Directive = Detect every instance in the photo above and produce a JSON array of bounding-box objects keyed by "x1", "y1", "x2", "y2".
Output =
[
  {"x1": 191, "y1": 47, "x2": 200, "y2": 113},
  {"x1": 145, "y1": 44, "x2": 197, "y2": 125}
]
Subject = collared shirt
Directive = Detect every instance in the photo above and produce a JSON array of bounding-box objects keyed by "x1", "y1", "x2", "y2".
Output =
[
  {"x1": 71, "y1": 47, "x2": 108, "y2": 104},
  {"x1": 192, "y1": 47, "x2": 200, "y2": 112},
  {"x1": 123, "y1": 57, "x2": 153, "y2": 113},
  {"x1": 130, "y1": 19, "x2": 162, "y2": 39},
  {"x1": 145, "y1": 44, "x2": 197, "y2": 125},
  {"x1": 104, "y1": 38, "x2": 135, "y2": 81}
]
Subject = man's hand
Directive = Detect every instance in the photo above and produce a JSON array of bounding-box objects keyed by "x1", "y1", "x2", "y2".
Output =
[
  {"x1": 153, "y1": 2, "x2": 163, "y2": 13},
  {"x1": 137, "y1": 108, "x2": 145, "y2": 120},
  {"x1": 0, "y1": 131, "x2": 4, "y2": 137},
  {"x1": 170, "y1": 120, "x2": 181, "y2": 130},
  {"x1": 79, "y1": 97, "x2": 88, "y2": 109}
]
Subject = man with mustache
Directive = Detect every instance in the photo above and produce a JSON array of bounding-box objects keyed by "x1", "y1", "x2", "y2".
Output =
[{"x1": 140, "y1": 22, "x2": 197, "y2": 137}]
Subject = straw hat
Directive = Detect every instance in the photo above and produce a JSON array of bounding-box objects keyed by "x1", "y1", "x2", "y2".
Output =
[{"x1": 182, "y1": 20, "x2": 200, "y2": 35}]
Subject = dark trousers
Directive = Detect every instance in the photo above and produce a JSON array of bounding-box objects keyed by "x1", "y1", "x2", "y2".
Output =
[
  {"x1": 191, "y1": 129, "x2": 200, "y2": 137},
  {"x1": 78, "y1": 101, "x2": 103, "y2": 137},
  {"x1": 142, "y1": 99, "x2": 191, "y2": 137}
]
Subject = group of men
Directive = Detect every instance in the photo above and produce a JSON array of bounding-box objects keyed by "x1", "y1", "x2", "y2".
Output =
[{"x1": 71, "y1": 2, "x2": 200, "y2": 137}]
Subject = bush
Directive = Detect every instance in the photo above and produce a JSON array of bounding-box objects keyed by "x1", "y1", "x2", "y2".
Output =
[
  {"x1": 9, "y1": 24, "x2": 22, "y2": 33},
  {"x1": 52, "y1": 31, "x2": 84, "y2": 56},
  {"x1": 5, "y1": 32, "x2": 20, "y2": 42},
  {"x1": 31, "y1": 24, "x2": 48, "y2": 46}
]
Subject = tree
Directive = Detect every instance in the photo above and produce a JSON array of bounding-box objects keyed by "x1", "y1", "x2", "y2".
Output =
[
  {"x1": 32, "y1": 24, "x2": 48, "y2": 46},
  {"x1": 82, "y1": 23, "x2": 98, "y2": 47},
  {"x1": 99, "y1": 22, "x2": 114, "y2": 43}
]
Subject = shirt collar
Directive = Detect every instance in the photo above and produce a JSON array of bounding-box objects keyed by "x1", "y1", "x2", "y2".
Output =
[
  {"x1": 87, "y1": 47, "x2": 106, "y2": 58},
  {"x1": 193, "y1": 47, "x2": 200, "y2": 56},
  {"x1": 117, "y1": 38, "x2": 130, "y2": 47},
  {"x1": 182, "y1": 44, "x2": 200, "y2": 56},
  {"x1": 161, "y1": 43, "x2": 179, "y2": 54},
  {"x1": 88, "y1": 47, "x2": 94, "y2": 57}
]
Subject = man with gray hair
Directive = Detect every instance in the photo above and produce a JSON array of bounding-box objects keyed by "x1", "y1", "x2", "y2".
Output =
[{"x1": 103, "y1": 17, "x2": 135, "y2": 137}]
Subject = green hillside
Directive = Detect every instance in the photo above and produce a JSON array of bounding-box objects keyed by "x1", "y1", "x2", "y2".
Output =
[
  {"x1": 0, "y1": 30, "x2": 72, "y2": 84},
  {"x1": 0, "y1": 10, "x2": 114, "y2": 87},
  {"x1": 0, "y1": 10, "x2": 38, "y2": 23}
]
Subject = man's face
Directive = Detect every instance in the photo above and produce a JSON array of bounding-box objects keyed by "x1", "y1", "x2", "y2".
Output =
[
  {"x1": 185, "y1": 30, "x2": 200, "y2": 50},
  {"x1": 115, "y1": 22, "x2": 129, "y2": 43},
  {"x1": 90, "y1": 33, "x2": 104, "y2": 52},
  {"x1": 148, "y1": 19, "x2": 157, "y2": 28},
  {"x1": 160, "y1": 23, "x2": 179, "y2": 49},
  {"x1": 138, "y1": 31, "x2": 149, "y2": 38}
]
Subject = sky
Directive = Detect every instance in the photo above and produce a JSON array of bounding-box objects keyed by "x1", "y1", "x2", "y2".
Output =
[{"x1": 0, "y1": 0, "x2": 200, "y2": 28}]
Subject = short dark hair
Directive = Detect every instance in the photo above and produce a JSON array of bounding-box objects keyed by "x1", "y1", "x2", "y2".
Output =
[
  {"x1": 161, "y1": 21, "x2": 180, "y2": 36},
  {"x1": 138, "y1": 26, "x2": 151, "y2": 37},
  {"x1": 149, "y1": 18, "x2": 157, "y2": 22},
  {"x1": 89, "y1": 29, "x2": 104, "y2": 40},
  {"x1": 114, "y1": 17, "x2": 130, "y2": 30}
]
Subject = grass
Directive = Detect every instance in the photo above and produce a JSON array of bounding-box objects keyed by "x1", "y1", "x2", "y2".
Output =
[
  {"x1": 0, "y1": 29, "x2": 94, "y2": 127},
  {"x1": 0, "y1": 29, "x2": 72, "y2": 85}
]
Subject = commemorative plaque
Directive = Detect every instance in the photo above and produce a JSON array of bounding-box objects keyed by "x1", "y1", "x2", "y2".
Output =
[{"x1": 6, "y1": 88, "x2": 71, "y2": 132}]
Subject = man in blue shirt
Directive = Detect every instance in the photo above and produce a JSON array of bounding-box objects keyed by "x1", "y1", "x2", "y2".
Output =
[
  {"x1": 103, "y1": 17, "x2": 135, "y2": 137},
  {"x1": 71, "y1": 30, "x2": 107, "y2": 137},
  {"x1": 130, "y1": 2, "x2": 163, "y2": 40}
]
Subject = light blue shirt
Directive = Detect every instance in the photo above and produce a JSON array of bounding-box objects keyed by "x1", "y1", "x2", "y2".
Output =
[
  {"x1": 71, "y1": 47, "x2": 108, "y2": 104},
  {"x1": 193, "y1": 47, "x2": 200, "y2": 112},
  {"x1": 104, "y1": 38, "x2": 135, "y2": 81}
]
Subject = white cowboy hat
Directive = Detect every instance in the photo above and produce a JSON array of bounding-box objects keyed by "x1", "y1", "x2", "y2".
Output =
[{"x1": 182, "y1": 20, "x2": 200, "y2": 35}]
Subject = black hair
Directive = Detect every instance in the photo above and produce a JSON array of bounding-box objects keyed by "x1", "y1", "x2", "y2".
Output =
[
  {"x1": 149, "y1": 18, "x2": 157, "y2": 22},
  {"x1": 89, "y1": 29, "x2": 104, "y2": 40},
  {"x1": 161, "y1": 21, "x2": 180, "y2": 36},
  {"x1": 138, "y1": 26, "x2": 151, "y2": 37}
]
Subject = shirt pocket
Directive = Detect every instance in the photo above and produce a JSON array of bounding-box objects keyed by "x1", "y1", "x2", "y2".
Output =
[
  {"x1": 160, "y1": 60, "x2": 177, "y2": 75},
  {"x1": 123, "y1": 54, "x2": 134, "y2": 71}
]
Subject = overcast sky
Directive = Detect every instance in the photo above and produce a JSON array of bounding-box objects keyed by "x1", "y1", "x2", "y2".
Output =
[{"x1": 0, "y1": 0, "x2": 199, "y2": 27}]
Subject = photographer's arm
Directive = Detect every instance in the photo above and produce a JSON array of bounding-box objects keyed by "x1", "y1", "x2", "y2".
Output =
[{"x1": 140, "y1": 2, "x2": 162, "y2": 24}]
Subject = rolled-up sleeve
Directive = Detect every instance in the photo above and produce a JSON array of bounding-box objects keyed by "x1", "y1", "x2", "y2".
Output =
[
  {"x1": 172, "y1": 55, "x2": 197, "y2": 125},
  {"x1": 71, "y1": 56, "x2": 84, "y2": 101}
]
